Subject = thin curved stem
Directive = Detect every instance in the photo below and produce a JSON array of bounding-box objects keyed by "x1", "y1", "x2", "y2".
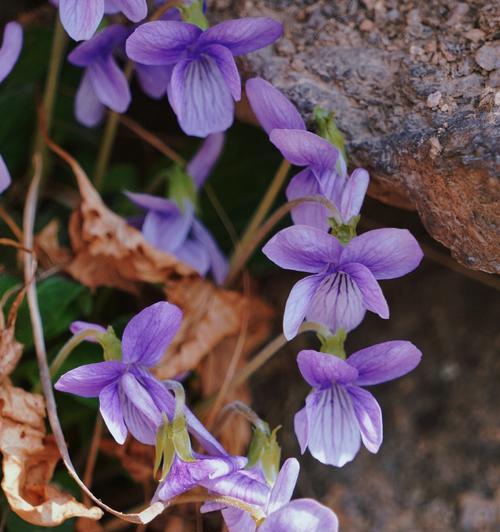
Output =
[
  {"x1": 224, "y1": 195, "x2": 341, "y2": 287},
  {"x1": 198, "y1": 321, "x2": 326, "y2": 415},
  {"x1": 94, "y1": 63, "x2": 134, "y2": 190},
  {"x1": 32, "y1": 18, "x2": 68, "y2": 163},
  {"x1": 205, "y1": 272, "x2": 250, "y2": 429},
  {"x1": 82, "y1": 414, "x2": 104, "y2": 506},
  {"x1": 50, "y1": 329, "x2": 101, "y2": 381},
  {"x1": 234, "y1": 158, "x2": 290, "y2": 256},
  {"x1": 119, "y1": 115, "x2": 186, "y2": 166},
  {"x1": 0, "y1": 205, "x2": 23, "y2": 240}
]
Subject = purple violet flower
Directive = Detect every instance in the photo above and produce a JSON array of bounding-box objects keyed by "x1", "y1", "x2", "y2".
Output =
[
  {"x1": 55, "y1": 302, "x2": 225, "y2": 456},
  {"x1": 262, "y1": 224, "x2": 423, "y2": 339},
  {"x1": 53, "y1": 0, "x2": 148, "y2": 41},
  {"x1": 294, "y1": 341, "x2": 422, "y2": 467},
  {"x1": 125, "y1": 18, "x2": 283, "y2": 137},
  {"x1": 201, "y1": 458, "x2": 339, "y2": 532},
  {"x1": 69, "y1": 25, "x2": 131, "y2": 127},
  {"x1": 154, "y1": 453, "x2": 248, "y2": 502},
  {"x1": 126, "y1": 133, "x2": 228, "y2": 284},
  {"x1": 0, "y1": 21, "x2": 23, "y2": 84},
  {"x1": 0, "y1": 156, "x2": 12, "y2": 195},
  {"x1": 246, "y1": 78, "x2": 368, "y2": 230}
]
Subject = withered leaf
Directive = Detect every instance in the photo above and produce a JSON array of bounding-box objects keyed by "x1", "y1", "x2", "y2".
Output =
[
  {"x1": 65, "y1": 152, "x2": 194, "y2": 293},
  {"x1": 35, "y1": 219, "x2": 72, "y2": 271},
  {"x1": 0, "y1": 381, "x2": 103, "y2": 526}
]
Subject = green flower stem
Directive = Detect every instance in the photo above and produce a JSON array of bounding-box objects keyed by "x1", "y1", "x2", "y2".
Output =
[
  {"x1": 231, "y1": 158, "x2": 290, "y2": 261},
  {"x1": 32, "y1": 17, "x2": 68, "y2": 167},
  {"x1": 224, "y1": 194, "x2": 341, "y2": 287},
  {"x1": 33, "y1": 328, "x2": 101, "y2": 393},
  {"x1": 93, "y1": 62, "x2": 134, "y2": 191}
]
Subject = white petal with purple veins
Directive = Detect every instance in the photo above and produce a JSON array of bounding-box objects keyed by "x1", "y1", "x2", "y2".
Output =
[{"x1": 305, "y1": 386, "x2": 361, "y2": 467}]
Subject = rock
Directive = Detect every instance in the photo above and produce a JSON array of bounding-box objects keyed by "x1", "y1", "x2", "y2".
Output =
[
  {"x1": 426, "y1": 91, "x2": 442, "y2": 108},
  {"x1": 214, "y1": 0, "x2": 500, "y2": 273},
  {"x1": 475, "y1": 42, "x2": 500, "y2": 71}
]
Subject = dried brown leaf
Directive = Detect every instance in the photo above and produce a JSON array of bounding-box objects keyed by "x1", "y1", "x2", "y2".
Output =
[
  {"x1": 0, "y1": 327, "x2": 22, "y2": 382},
  {"x1": 66, "y1": 161, "x2": 194, "y2": 292},
  {"x1": 0, "y1": 285, "x2": 26, "y2": 381},
  {"x1": 0, "y1": 382, "x2": 103, "y2": 526},
  {"x1": 35, "y1": 219, "x2": 72, "y2": 271}
]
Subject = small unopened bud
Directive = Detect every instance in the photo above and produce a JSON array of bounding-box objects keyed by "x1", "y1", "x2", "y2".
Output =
[{"x1": 98, "y1": 327, "x2": 122, "y2": 361}]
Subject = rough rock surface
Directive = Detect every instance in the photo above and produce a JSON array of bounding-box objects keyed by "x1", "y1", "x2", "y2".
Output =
[{"x1": 212, "y1": 0, "x2": 500, "y2": 273}]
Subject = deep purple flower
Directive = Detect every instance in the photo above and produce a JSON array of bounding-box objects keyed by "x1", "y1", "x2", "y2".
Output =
[
  {"x1": 126, "y1": 134, "x2": 227, "y2": 283},
  {"x1": 69, "y1": 25, "x2": 131, "y2": 127},
  {"x1": 53, "y1": 0, "x2": 147, "y2": 41},
  {"x1": 202, "y1": 458, "x2": 339, "y2": 531},
  {"x1": 262, "y1": 225, "x2": 423, "y2": 339},
  {"x1": 126, "y1": 18, "x2": 283, "y2": 137},
  {"x1": 0, "y1": 156, "x2": 12, "y2": 195},
  {"x1": 55, "y1": 302, "x2": 225, "y2": 455},
  {"x1": 294, "y1": 342, "x2": 422, "y2": 467},
  {"x1": 0, "y1": 21, "x2": 23, "y2": 84},
  {"x1": 246, "y1": 78, "x2": 368, "y2": 230}
]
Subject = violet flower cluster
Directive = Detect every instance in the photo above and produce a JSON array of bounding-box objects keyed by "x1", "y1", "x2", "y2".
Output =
[
  {"x1": 246, "y1": 78, "x2": 424, "y2": 467},
  {"x1": 55, "y1": 304, "x2": 338, "y2": 529},
  {"x1": 62, "y1": 0, "x2": 282, "y2": 137},
  {"x1": 40, "y1": 0, "x2": 427, "y2": 528}
]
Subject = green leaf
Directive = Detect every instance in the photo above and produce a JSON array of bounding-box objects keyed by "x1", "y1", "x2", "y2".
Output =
[{"x1": 15, "y1": 277, "x2": 90, "y2": 349}]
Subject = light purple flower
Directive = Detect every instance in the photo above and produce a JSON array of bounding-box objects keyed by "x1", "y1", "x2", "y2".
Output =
[
  {"x1": 262, "y1": 225, "x2": 423, "y2": 339},
  {"x1": 246, "y1": 78, "x2": 367, "y2": 230},
  {"x1": 0, "y1": 21, "x2": 23, "y2": 84},
  {"x1": 202, "y1": 458, "x2": 339, "y2": 532},
  {"x1": 0, "y1": 155, "x2": 12, "y2": 195},
  {"x1": 126, "y1": 134, "x2": 227, "y2": 283},
  {"x1": 69, "y1": 25, "x2": 131, "y2": 127},
  {"x1": 126, "y1": 18, "x2": 283, "y2": 137},
  {"x1": 54, "y1": 0, "x2": 147, "y2": 41},
  {"x1": 154, "y1": 453, "x2": 247, "y2": 502},
  {"x1": 55, "y1": 302, "x2": 225, "y2": 455},
  {"x1": 295, "y1": 342, "x2": 422, "y2": 467}
]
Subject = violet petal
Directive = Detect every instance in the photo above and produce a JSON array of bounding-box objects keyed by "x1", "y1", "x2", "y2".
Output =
[
  {"x1": 126, "y1": 21, "x2": 201, "y2": 65},
  {"x1": 246, "y1": 77, "x2": 305, "y2": 134},
  {"x1": 283, "y1": 274, "x2": 323, "y2": 340},
  {"x1": 99, "y1": 380, "x2": 127, "y2": 444},
  {"x1": 199, "y1": 18, "x2": 283, "y2": 57},
  {"x1": 348, "y1": 386, "x2": 383, "y2": 453},
  {"x1": 296, "y1": 350, "x2": 358, "y2": 388},
  {"x1": 347, "y1": 340, "x2": 422, "y2": 386},
  {"x1": 341, "y1": 228, "x2": 423, "y2": 280},
  {"x1": 0, "y1": 22, "x2": 23, "y2": 83},
  {"x1": 121, "y1": 301, "x2": 182, "y2": 367},
  {"x1": 305, "y1": 386, "x2": 361, "y2": 467},
  {"x1": 262, "y1": 225, "x2": 342, "y2": 273},
  {"x1": 54, "y1": 361, "x2": 124, "y2": 397},
  {"x1": 187, "y1": 132, "x2": 225, "y2": 188},
  {"x1": 59, "y1": 0, "x2": 104, "y2": 41}
]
